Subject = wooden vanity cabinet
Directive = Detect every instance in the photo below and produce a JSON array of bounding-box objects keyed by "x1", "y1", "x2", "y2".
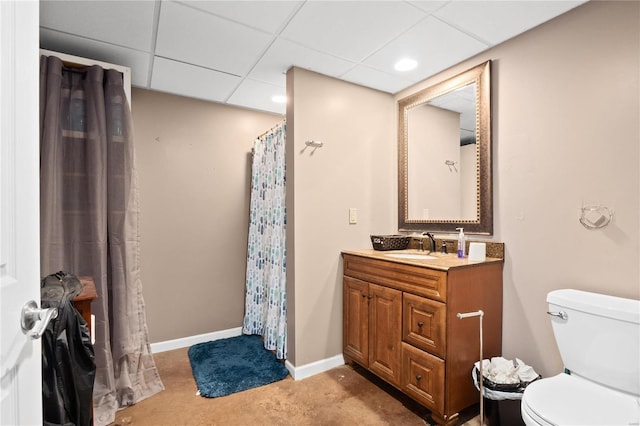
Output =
[
  {"x1": 342, "y1": 253, "x2": 503, "y2": 426},
  {"x1": 344, "y1": 277, "x2": 402, "y2": 386}
]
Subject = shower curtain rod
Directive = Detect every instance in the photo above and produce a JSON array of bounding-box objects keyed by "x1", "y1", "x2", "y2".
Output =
[{"x1": 257, "y1": 119, "x2": 286, "y2": 140}]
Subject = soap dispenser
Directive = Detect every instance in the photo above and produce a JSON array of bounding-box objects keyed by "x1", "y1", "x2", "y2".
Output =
[{"x1": 456, "y1": 227, "x2": 466, "y2": 258}]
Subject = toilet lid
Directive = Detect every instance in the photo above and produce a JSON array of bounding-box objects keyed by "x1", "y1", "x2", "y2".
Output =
[{"x1": 522, "y1": 373, "x2": 640, "y2": 425}]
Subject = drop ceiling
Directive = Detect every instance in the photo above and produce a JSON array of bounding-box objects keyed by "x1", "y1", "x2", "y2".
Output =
[{"x1": 39, "y1": 0, "x2": 586, "y2": 115}]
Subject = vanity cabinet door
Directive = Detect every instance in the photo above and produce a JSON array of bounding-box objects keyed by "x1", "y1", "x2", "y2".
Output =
[
  {"x1": 402, "y1": 342, "x2": 445, "y2": 414},
  {"x1": 368, "y1": 283, "x2": 402, "y2": 387},
  {"x1": 403, "y1": 293, "x2": 446, "y2": 358},
  {"x1": 343, "y1": 276, "x2": 369, "y2": 366}
]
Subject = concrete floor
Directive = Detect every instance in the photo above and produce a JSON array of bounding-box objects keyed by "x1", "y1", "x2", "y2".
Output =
[{"x1": 111, "y1": 347, "x2": 484, "y2": 426}]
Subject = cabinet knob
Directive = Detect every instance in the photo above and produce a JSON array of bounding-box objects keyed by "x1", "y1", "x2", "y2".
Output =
[
  {"x1": 416, "y1": 375, "x2": 422, "y2": 381},
  {"x1": 417, "y1": 321, "x2": 424, "y2": 327},
  {"x1": 362, "y1": 294, "x2": 367, "y2": 298}
]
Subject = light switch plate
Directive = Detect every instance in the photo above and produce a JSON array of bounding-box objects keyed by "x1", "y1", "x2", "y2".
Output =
[{"x1": 349, "y1": 208, "x2": 357, "y2": 224}]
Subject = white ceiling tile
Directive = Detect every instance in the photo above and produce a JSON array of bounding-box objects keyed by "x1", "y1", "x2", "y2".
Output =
[
  {"x1": 227, "y1": 79, "x2": 286, "y2": 115},
  {"x1": 409, "y1": 1, "x2": 449, "y2": 15},
  {"x1": 40, "y1": 28, "x2": 151, "y2": 87},
  {"x1": 280, "y1": 1, "x2": 426, "y2": 62},
  {"x1": 341, "y1": 66, "x2": 416, "y2": 94},
  {"x1": 156, "y1": 1, "x2": 274, "y2": 76},
  {"x1": 434, "y1": 1, "x2": 587, "y2": 45},
  {"x1": 39, "y1": 0, "x2": 156, "y2": 51},
  {"x1": 249, "y1": 39, "x2": 356, "y2": 86},
  {"x1": 363, "y1": 16, "x2": 488, "y2": 81},
  {"x1": 39, "y1": 0, "x2": 584, "y2": 113},
  {"x1": 150, "y1": 57, "x2": 242, "y2": 102},
  {"x1": 181, "y1": 1, "x2": 302, "y2": 34}
]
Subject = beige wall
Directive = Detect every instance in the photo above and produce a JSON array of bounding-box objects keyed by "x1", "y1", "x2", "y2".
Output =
[
  {"x1": 286, "y1": 67, "x2": 396, "y2": 366},
  {"x1": 131, "y1": 88, "x2": 281, "y2": 342},
  {"x1": 396, "y1": 0, "x2": 639, "y2": 377}
]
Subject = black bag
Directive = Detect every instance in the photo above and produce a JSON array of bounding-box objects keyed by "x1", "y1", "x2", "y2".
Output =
[{"x1": 41, "y1": 271, "x2": 96, "y2": 426}]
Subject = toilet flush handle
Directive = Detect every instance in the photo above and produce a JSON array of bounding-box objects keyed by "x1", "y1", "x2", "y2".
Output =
[{"x1": 547, "y1": 311, "x2": 568, "y2": 320}]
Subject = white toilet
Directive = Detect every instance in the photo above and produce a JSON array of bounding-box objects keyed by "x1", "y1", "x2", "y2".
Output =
[{"x1": 521, "y1": 289, "x2": 640, "y2": 425}]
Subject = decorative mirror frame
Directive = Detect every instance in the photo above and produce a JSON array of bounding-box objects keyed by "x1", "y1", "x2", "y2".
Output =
[{"x1": 398, "y1": 60, "x2": 492, "y2": 235}]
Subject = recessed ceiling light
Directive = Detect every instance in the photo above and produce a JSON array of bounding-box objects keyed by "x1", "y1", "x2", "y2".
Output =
[
  {"x1": 272, "y1": 95, "x2": 287, "y2": 104},
  {"x1": 394, "y1": 58, "x2": 418, "y2": 72}
]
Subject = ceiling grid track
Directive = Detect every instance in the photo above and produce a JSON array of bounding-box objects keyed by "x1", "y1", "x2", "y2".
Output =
[{"x1": 146, "y1": 0, "x2": 163, "y2": 90}]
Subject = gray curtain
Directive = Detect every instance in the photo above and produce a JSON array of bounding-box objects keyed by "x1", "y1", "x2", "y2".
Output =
[{"x1": 39, "y1": 55, "x2": 164, "y2": 426}]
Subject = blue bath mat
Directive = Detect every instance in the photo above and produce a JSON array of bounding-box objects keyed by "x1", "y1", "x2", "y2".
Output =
[{"x1": 188, "y1": 334, "x2": 289, "y2": 398}]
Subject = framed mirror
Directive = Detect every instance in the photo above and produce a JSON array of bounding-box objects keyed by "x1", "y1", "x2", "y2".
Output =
[{"x1": 398, "y1": 60, "x2": 492, "y2": 235}]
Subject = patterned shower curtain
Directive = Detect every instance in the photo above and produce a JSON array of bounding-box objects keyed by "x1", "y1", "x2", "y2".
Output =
[{"x1": 243, "y1": 122, "x2": 287, "y2": 359}]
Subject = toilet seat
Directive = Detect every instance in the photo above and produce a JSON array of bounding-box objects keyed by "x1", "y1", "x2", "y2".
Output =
[
  {"x1": 521, "y1": 373, "x2": 640, "y2": 425},
  {"x1": 522, "y1": 396, "x2": 553, "y2": 426}
]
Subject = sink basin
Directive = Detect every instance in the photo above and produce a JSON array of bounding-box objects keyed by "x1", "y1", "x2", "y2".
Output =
[{"x1": 384, "y1": 253, "x2": 437, "y2": 260}]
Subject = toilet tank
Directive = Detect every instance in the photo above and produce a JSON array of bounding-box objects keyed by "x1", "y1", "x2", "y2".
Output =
[{"x1": 547, "y1": 289, "x2": 640, "y2": 396}]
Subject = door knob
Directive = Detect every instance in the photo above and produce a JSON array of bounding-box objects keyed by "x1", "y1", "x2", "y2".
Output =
[{"x1": 21, "y1": 300, "x2": 58, "y2": 339}]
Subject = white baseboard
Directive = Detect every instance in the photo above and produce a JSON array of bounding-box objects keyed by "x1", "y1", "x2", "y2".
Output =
[
  {"x1": 285, "y1": 354, "x2": 345, "y2": 381},
  {"x1": 150, "y1": 327, "x2": 243, "y2": 353},
  {"x1": 151, "y1": 329, "x2": 345, "y2": 381}
]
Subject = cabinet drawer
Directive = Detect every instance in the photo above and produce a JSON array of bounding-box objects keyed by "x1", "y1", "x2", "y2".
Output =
[
  {"x1": 401, "y1": 342, "x2": 445, "y2": 414},
  {"x1": 403, "y1": 293, "x2": 446, "y2": 358},
  {"x1": 343, "y1": 254, "x2": 447, "y2": 302}
]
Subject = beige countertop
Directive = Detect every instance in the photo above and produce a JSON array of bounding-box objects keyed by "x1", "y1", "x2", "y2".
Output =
[{"x1": 342, "y1": 248, "x2": 503, "y2": 271}]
